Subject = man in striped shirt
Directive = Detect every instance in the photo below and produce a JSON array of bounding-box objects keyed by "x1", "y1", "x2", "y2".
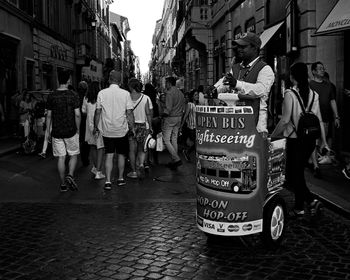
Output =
[
  {"x1": 162, "y1": 76, "x2": 185, "y2": 169},
  {"x1": 181, "y1": 91, "x2": 196, "y2": 162}
]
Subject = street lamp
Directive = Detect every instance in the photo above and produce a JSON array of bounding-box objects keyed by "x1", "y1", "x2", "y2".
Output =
[{"x1": 72, "y1": 19, "x2": 97, "y2": 35}]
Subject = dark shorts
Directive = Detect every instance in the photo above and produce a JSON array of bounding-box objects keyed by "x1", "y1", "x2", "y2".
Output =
[
  {"x1": 103, "y1": 135, "x2": 129, "y2": 155},
  {"x1": 183, "y1": 125, "x2": 196, "y2": 142}
]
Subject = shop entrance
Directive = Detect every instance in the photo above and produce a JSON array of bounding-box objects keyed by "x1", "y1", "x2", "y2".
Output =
[
  {"x1": 342, "y1": 30, "x2": 350, "y2": 154},
  {"x1": 0, "y1": 35, "x2": 18, "y2": 136}
]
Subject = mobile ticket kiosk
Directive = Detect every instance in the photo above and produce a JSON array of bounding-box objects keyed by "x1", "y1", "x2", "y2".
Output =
[{"x1": 196, "y1": 105, "x2": 287, "y2": 246}]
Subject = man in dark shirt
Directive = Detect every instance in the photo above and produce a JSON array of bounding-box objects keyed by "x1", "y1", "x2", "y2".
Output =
[
  {"x1": 309, "y1": 62, "x2": 340, "y2": 177},
  {"x1": 46, "y1": 70, "x2": 81, "y2": 192}
]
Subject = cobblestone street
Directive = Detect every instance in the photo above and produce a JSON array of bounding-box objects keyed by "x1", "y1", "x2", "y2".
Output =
[{"x1": 1, "y1": 201, "x2": 349, "y2": 280}]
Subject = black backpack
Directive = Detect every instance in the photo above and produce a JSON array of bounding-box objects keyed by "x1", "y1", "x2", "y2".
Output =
[{"x1": 291, "y1": 89, "x2": 321, "y2": 140}]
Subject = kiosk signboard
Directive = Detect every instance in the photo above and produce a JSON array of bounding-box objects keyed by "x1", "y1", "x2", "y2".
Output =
[{"x1": 196, "y1": 105, "x2": 275, "y2": 236}]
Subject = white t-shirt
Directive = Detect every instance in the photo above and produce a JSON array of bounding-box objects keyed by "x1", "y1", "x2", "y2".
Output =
[
  {"x1": 82, "y1": 97, "x2": 97, "y2": 132},
  {"x1": 96, "y1": 84, "x2": 133, "y2": 138},
  {"x1": 132, "y1": 94, "x2": 153, "y2": 126}
]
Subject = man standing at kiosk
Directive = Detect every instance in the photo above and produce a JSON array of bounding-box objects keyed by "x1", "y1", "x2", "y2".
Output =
[{"x1": 223, "y1": 32, "x2": 275, "y2": 133}]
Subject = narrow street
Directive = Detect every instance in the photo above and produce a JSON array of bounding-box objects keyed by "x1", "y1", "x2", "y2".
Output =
[{"x1": 0, "y1": 153, "x2": 349, "y2": 280}]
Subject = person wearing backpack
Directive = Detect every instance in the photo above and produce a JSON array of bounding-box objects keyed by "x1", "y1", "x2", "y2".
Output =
[{"x1": 271, "y1": 62, "x2": 329, "y2": 216}]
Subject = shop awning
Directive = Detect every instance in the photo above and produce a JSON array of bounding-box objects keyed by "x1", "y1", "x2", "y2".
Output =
[
  {"x1": 259, "y1": 21, "x2": 284, "y2": 49},
  {"x1": 314, "y1": 0, "x2": 350, "y2": 36}
]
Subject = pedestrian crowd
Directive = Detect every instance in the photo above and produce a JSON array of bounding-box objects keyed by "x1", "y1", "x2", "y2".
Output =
[
  {"x1": 3, "y1": 32, "x2": 349, "y2": 217},
  {"x1": 38, "y1": 69, "x2": 205, "y2": 192}
]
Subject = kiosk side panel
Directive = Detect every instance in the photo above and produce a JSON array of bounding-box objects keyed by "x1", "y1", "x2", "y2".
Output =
[{"x1": 195, "y1": 106, "x2": 268, "y2": 236}]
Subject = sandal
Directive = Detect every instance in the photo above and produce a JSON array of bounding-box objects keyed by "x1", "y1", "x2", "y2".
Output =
[
  {"x1": 117, "y1": 179, "x2": 126, "y2": 186},
  {"x1": 309, "y1": 199, "x2": 322, "y2": 215},
  {"x1": 65, "y1": 175, "x2": 78, "y2": 191},
  {"x1": 289, "y1": 209, "x2": 305, "y2": 218}
]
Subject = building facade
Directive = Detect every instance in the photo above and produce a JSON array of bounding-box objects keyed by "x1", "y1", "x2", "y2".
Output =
[
  {"x1": 0, "y1": 0, "x2": 34, "y2": 118},
  {"x1": 150, "y1": 0, "x2": 349, "y2": 156},
  {"x1": 0, "y1": 0, "x2": 120, "y2": 138}
]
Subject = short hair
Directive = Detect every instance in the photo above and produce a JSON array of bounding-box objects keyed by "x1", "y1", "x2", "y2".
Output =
[
  {"x1": 78, "y1": 81, "x2": 88, "y2": 92},
  {"x1": 311, "y1": 61, "x2": 323, "y2": 72},
  {"x1": 109, "y1": 70, "x2": 122, "y2": 84},
  {"x1": 165, "y1": 76, "x2": 177, "y2": 86},
  {"x1": 58, "y1": 70, "x2": 71, "y2": 85}
]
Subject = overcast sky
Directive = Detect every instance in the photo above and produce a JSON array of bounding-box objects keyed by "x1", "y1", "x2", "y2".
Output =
[{"x1": 109, "y1": 0, "x2": 165, "y2": 75}]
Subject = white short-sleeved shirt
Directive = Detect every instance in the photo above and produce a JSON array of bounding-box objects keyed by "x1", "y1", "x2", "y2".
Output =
[
  {"x1": 96, "y1": 84, "x2": 133, "y2": 138},
  {"x1": 132, "y1": 94, "x2": 153, "y2": 125}
]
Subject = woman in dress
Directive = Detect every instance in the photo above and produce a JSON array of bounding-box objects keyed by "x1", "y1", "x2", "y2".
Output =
[
  {"x1": 127, "y1": 78, "x2": 153, "y2": 179},
  {"x1": 82, "y1": 81, "x2": 105, "y2": 179}
]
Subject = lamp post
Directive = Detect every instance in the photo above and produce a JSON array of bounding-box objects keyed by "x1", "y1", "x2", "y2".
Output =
[{"x1": 72, "y1": 19, "x2": 97, "y2": 35}]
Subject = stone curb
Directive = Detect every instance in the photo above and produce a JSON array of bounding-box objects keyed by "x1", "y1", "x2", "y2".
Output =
[
  {"x1": 312, "y1": 192, "x2": 350, "y2": 219},
  {"x1": 0, "y1": 146, "x2": 20, "y2": 158}
]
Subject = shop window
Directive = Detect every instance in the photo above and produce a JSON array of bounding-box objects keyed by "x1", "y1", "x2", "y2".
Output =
[
  {"x1": 213, "y1": 39, "x2": 219, "y2": 56},
  {"x1": 195, "y1": 69, "x2": 200, "y2": 89},
  {"x1": 194, "y1": 0, "x2": 208, "y2": 6},
  {"x1": 221, "y1": 52, "x2": 226, "y2": 76},
  {"x1": 42, "y1": 64, "x2": 53, "y2": 90},
  {"x1": 200, "y1": 8, "x2": 208, "y2": 20},
  {"x1": 266, "y1": 0, "x2": 289, "y2": 25}
]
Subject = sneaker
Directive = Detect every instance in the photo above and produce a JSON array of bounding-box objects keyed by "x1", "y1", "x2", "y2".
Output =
[
  {"x1": 309, "y1": 199, "x2": 322, "y2": 215},
  {"x1": 104, "y1": 182, "x2": 112, "y2": 190},
  {"x1": 65, "y1": 175, "x2": 78, "y2": 191},
  {"x1": 95, "y1": 171, "x2": 106, "y2": 180},
  {"x1": 91, "y1": 166, "x2": 97, "y2": 175},
  {"x1": 127, "y1": 171, "x2": 138, "y2": 179},
  {"x1": 182, "y1": 149, "x2": 190, "y2": 162},
  {"x1": 342, "y1": 168, "x2": 350, "y2": 180},
  {"x1": 38, "y1": 152, "x2": 46, "y2": 159},
  {"x1": 139, "y1": 166, "x2": 145, "y2": 179},
  {"x1": 289, "y1": 209, "x2": 305, "y2": 217},
  {"x1": 117, "y1": 179, "x2": 126, "y2": 186},
  {"x1": 318, "y1": 155, "x2": 332, "y2": 165},
  {"x1": 60, "y1": 184, "x2": 68, "y2": 192}
]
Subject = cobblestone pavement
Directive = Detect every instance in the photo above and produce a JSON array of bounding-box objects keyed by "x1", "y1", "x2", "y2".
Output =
[{"x1": 0, "y1": 202, "x2": 349, "y2": 280}]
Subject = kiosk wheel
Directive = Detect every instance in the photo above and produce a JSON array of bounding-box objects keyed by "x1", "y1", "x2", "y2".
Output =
[{"x1": 261, "y1": 197, "x2": 286, "y2": 247}]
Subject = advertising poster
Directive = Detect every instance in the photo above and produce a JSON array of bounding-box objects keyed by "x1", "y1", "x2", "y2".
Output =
[{"x1": 196, "y1": 105, "x2": 269, "y2": 236}]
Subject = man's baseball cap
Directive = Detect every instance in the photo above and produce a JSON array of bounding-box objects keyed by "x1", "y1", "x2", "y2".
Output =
[{"x1": 233, "y1": 32, "x2": 262, "y2": 49}]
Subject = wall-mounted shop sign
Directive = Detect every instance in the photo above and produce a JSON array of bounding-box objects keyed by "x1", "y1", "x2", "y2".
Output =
[
  {"x1": 245, "y1": 17, "x2": 255, "y2": 33},
  {"x1": 314, "y1": 0, "x2": 350, "y2": 36},
  {"x1": 50, "y1": 45, "x2": 68, "y2": 61},
  {"x1": 234, "y1": 26, "x2": 243, "y2": 40}
]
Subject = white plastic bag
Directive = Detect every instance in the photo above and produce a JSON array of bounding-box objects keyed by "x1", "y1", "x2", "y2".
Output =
[{"x1": 156, "y1": 132, "x2": 165, "y2": 152}]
